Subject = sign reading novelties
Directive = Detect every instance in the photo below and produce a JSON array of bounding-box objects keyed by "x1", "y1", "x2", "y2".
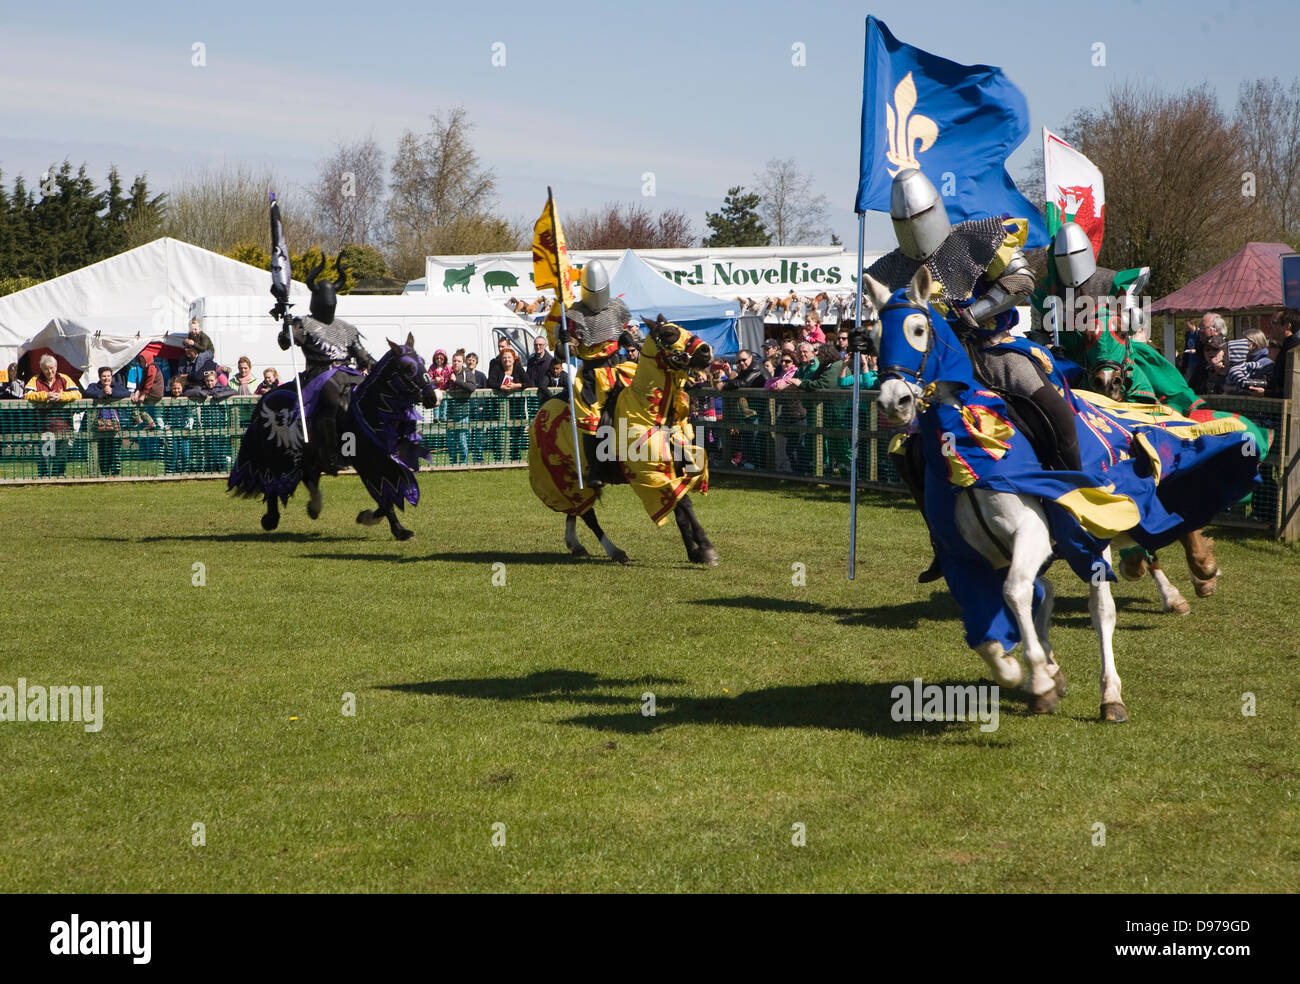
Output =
[{"x1": 423, "y1": 246, "x2": 888, "y2": 301}]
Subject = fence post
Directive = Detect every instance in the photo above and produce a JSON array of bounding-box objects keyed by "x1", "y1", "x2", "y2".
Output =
[
  {"x1": 868, "y1": 397, "x2": 878, "y2": 483},
  {"x1": 814, "y1": 401, "x2": 824, "y2": 478},
  {"x1": 1280, "y1": 348, "x2": 1300, "y2": 542}
]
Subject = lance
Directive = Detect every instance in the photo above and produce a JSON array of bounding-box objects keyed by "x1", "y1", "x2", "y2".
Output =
[
  {"x1": 547, "y1": 186, "x2": 584, "y2": 490},
  {"x1": 268, "y1": 193, "x2": 309, "y2": 442},
  {"x1": 848, "y1": 210, "x2": 866, "y2": 580}
]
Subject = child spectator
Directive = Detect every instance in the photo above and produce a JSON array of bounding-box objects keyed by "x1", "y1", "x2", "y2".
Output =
[
  {"x1": 255, "y1": 368, "x2": 280, "y2": 395},
  {"x1": 1225, "y1": 329, "x2": 1273, "y2": 395}
]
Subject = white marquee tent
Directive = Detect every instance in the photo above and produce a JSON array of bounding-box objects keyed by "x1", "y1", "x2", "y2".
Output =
[{"x1": 0, "y1": 237, "x2": 311, "y2": 375}]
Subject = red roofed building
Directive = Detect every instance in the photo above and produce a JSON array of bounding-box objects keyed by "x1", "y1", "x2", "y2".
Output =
[{"x1": 1153, "y1": 242, "x2": 1295, "y2": 340}]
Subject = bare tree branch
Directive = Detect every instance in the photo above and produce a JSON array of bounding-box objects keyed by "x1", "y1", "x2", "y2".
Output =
[{"x1": 755, "y1": 158, "x2": 830, "y2": 246}]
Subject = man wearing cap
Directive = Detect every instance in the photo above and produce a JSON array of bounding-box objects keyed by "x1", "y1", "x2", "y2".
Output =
[{"x1": 542, "y1": 259, "x2": 634, "y2": 487}]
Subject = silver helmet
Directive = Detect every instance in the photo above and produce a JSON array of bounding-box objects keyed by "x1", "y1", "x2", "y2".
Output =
[
  {"x1": 1052, "y1": 222, "x2": 1096, "y2": 289},
  {"x1": 580, "y1": 260, "x2": 610, "y2": 313},
  {"x1": 890, "y1": 168, "x2": 950, "y2": 261}
]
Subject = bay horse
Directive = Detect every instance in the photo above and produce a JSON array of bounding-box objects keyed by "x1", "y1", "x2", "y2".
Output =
[
  {"x1": 529, "y1": 315, "x2": 719, "y2": 566},
  {"x1": 864, "y1": 268, "x2": 1262, "y2": 721},
  {"x1": 228, "y1": 333, "x2": 442, "y2": 540}
]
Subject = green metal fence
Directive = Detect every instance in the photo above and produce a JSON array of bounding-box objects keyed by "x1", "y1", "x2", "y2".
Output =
[
  {"x1": 692, "y1": 387, "x2": 1290, "y2": 535},
  {"x1": 1, "y1": 386, "x2": 1290, "y2": 538},
  {"x1": 0, "y1": 391, "x2": 542, "y2": 482}
]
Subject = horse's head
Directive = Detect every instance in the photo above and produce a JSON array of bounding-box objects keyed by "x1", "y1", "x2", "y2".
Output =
[
  {"x1": 1090, "y1": 360, "x2": 1129, "y2": 402},
  {"x1": 379, "y1": 333, "x2": 441, "y2": 408},
  {"x1": 862, "y1": 267, "x2": 945, "y2": 428},
  {"x1": 644, "y1": 314, "x2": 712, "y2": 372}
]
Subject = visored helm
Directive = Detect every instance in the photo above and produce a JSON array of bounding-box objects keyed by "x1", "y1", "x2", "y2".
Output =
[
  {"x1": 890, "y1": 168, "x2": 950, "y2": 262},
  {"x1": 581, "y1": 259, "x2": 610, "y2": 313},
  {"x1": 1052, "y1": 222, "x2": 1097, "y2": 290},
  {"x1": 306, "y1": 254, "x2": 346, "y2": 324}
]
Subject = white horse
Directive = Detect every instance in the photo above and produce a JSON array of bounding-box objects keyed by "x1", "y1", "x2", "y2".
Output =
[{"x1": 865, "y1": 268, "x2": 1125, "y2": 721}]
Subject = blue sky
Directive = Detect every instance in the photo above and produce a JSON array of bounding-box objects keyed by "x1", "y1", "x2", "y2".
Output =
[{"x1": 1, "y1": 0, "x2": 1292, "y2": 248}]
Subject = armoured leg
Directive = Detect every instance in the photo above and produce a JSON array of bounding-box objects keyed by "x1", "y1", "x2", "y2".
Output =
[
  {"x1": 580, "y1": 430, "x2": 605, "y2": 488},
  {"x1": 1029, "y1": 383, "x2": 1081, "y2": 471},
  {"x1": 892, "y1": 434, "x2": 942, "y2": 583}
]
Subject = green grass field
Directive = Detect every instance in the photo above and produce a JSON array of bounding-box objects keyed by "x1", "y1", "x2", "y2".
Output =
[{"x1": 1, "y1": 470, "x2": 1297, "y2": 892}]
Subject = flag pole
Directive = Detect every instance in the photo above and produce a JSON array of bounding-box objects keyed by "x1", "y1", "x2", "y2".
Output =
[
  {"x1": 269, "y1": 193, "x2": 308, "y2": 442},
  {"x1": 1042, "y1": 128, "x2": 1060, "y2": 350},
  {"x1": 849, "y1": 210, "x2": 865, "y2": 580},
  {"x1": 549, "y1": 186, "x2": 584, "y2": 490}
]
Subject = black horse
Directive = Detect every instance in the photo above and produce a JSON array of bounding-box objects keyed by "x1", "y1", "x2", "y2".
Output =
[{"x1": 229, "y1": 333, "x2": 442, "y2": 540}]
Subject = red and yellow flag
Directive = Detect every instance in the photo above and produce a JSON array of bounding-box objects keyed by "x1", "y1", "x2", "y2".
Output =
[{"x1": 532, "y1": 188, "x2": 576, "y2": 306}]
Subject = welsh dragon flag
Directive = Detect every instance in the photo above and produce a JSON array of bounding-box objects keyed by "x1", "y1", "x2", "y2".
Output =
[{"x1": 1043, "y1": 127, "x2": 1105, "y2": 257}]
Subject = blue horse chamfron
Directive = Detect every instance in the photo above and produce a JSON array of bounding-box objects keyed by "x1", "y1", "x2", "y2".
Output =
[{"x1": 228, "y1": 335, "x2": 443, "y2": 540}]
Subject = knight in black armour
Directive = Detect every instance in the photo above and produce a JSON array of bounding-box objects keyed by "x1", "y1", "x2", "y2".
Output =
[{"x1": 278, "y1": 256, "x2": 375, "y2": 472}]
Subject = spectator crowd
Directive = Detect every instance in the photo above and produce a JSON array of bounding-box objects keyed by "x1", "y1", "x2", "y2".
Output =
[{"x1": 3, "y1": 306, "x2": 1294, "y2": 481}]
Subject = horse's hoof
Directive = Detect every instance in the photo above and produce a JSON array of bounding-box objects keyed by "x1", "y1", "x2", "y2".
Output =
[
  {"x1": 394, "y1": 529, "x2": 415, "y2": 542},
  {"x1": 1118, "y1": 554, "x2": 1146, "y2": 581},
  {"x1": 1028, "y1": 688, "x2": 1060, "y2": 714},
  {"x1": 1192, "y1": 574, "x2": 1219, "y2": 598},
  {"x1": 356, "y1": 510, "x2": 379, "y2": 526},
  {"x1": 1169, "y1": 599, "x2": 1192, "y2": 615},
  {"x1": 698, "y1": 547, "x2": 720, "y2": 567},
  {"x1": 1051, "y1": 666, "x2": 1068, "y2": 697},
  {"x1": 569, "y1": 545, "x2": 589, "y2": 558},
  {"x1": 307, "y1": 500, "x2": 322, "y2": 520},
  {"x1": 261, "y1": 514, "x2": 279, "y2": 531},
  {"x1": 1100, "y1": 701, "x2": 1129, "y2": 723},
  {"x1": 612, "y1": 550, "x2": 630, "y2": 565}
]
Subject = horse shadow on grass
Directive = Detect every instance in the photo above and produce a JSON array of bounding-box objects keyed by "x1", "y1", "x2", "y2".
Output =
[
  {"x1": 381, "y1": 668, "x2": 1020, "y2": 741},
  {"x1": 303, "y1": 549, "x2": 591, "y2": 565},
  {"x1": 690, "y1": 592, "x2": 962, "y2": 630},
  {"x1": 91, "y1": 531, "x2": 361, "y2": 544},
  {"x1": 690, "y1": 590, "x2": 1162, "y2": 633}
]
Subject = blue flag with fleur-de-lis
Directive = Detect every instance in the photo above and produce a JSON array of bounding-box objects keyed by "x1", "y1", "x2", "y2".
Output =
[{"x1": 856, "y1": 15, "x2": 1047, "y2": 248}]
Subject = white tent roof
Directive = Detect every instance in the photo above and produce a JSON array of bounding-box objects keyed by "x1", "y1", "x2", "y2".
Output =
[
  {"x1": 0, "y1": 237, "x2": 310, "y2": 369},
  {"x1": 18, "y1": 317, "x2": 187, "y2": 378}
]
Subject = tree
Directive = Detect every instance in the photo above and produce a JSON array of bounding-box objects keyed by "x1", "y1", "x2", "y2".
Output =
[
  {"x1": 386, "y1": 215, "x2": 523, "y2": 282},
  {"x1": 563, "y1": 201, "x2": 695, "y2": 250},
  {"x1": 1236, "y1": 78, "x2": 1300, "y2": 243},
  {"x1": 122, "y1": 175, "x2": 167, "y2": 249},
  {"x1": 1015, "y1": 147, "x2": 1046, "y2": 212},
  {"x1": 755, "y1": 158, "x2": 830, "y2": 246},
  {"x1": 703, "y1": 186, "x2": 770, "y2": 247},
  {"x1": 224, "y1": 242, "x2": 386, "y2": 293},
  {"x1": 162, "y1": 164, "x2": 318, "y2": 256},
  {"x1": 385, "y1": 107, "x2": 510, "y2": 279},
  {"x1": 1065, "y1": 83, "x2": 1254, "y2": 296},
  {"x1": 387, "y1": 107, "x2": 497, "y2": 239},
  {"x1": 338, "y1": 243, "x2": 390, "y2": 281},
  {"x1": 309, "y1": 136, "x2": 386, "y2": 251}
]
